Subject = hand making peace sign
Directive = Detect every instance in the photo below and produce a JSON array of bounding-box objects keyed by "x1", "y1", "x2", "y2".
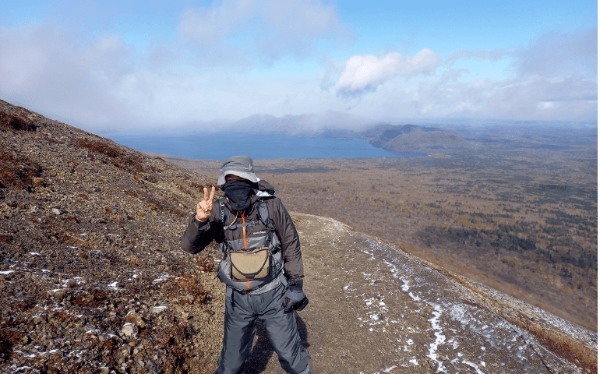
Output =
[{"x1": 195, "y1": 186, "x2": 215, "y2": 222}]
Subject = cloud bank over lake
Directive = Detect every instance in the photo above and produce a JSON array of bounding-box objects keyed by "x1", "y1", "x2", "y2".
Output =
[{"x1": 0, "y1": 1, "x2": 596, "y2": 132}]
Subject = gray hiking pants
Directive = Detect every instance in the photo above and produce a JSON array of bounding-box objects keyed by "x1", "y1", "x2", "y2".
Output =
[{"x1": 216, "y1": 283, "x2": 310, "y2": 374}]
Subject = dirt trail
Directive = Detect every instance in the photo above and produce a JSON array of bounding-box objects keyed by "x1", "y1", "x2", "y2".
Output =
[{"x1": 242, "y1": 213, "x2": 589, "y2": 373}]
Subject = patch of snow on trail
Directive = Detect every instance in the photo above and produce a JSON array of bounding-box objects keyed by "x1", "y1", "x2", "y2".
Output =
[
  {"x1": 382, "y1": 258, "x2": 420, "y2": 303},
  {"x1": 463, "y1": 360, "x2": 485, "y2": 374},
  {"x1": 428, "y1": 303, "x2": 447, "y2": 373},
  {"x1": 408, "y1": 292, "x2": 421, "y2": 301},
  {"x1": 401, "y1": 279, "x2": 409, "y2": 292},
  {"x1": 364, "y1": 295, "x2": 388, "y2": 326},
  {"x1": 383, "y1": 259, "x2": 400, "y2": 279}
]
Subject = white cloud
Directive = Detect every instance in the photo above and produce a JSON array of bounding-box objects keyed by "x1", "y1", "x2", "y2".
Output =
[
  {"x1": 489, "y1": 77, "x2": 597, "y2": 121},
  {"x1": 334, "y1": 49, "x2": 441, "y2": 97},
  {"x1": 179, "y1": 0, "x2": 343, "y2": 64},
  {"x1": 0, "y1": 25, "x2": 136, "y2": 130},
  {"x1": 350, "y1": 72, "x2": 597, "y2": 123},
  {"x1": 0, "y1": 21, "x2": 336, "y2": 132},
  {"x1": 515, "y1": 28, "x2": 597, "y2": 80},
  {"x1": 179, "y1": 0, "x2": 253, "y2": 46},
  {"x1": 0, "y1": 2, "x2": 595, "y2": 133},
  {"x1": 0, "y1": 1, "x2": 349, "y2": 132},
  {"x1": 500, "y1": 28, "x2": 598, "y2": 120},
  {"x1": 332, "y1": 28, "x2": 597, "y2": 122}
]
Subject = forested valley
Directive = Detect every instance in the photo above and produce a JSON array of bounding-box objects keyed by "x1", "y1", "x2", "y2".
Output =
[{"x1": 171, "y1": 124, "x2": 597, "y2": 331}]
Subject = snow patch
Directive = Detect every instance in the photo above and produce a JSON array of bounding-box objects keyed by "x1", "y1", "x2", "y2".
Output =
[
  {"x1": 463, "y1": 360, "x2": 485, "y2": 374},
  {"x1": 408, "y1": 292, "x2": 421, "y2": 301},
  {"x1": 151, "y1": 305, "x2": 168, "y2": 314},
  {"x1": 107, "y1": 282, "x2": 120, "y2": 290},
  {"x1": 427, "y1": 303, "x2": 447, "y2": 373},
  {"x1": 361, "y1": 295, "x2": 389, "y2": 329},
  {"x1": 383, "y1": 259, "x2": 400, "y2": 279},
  {"x1": 152, "y1": 274, "x2": 170, "y2": 285},
  {"x1": 401, "y1": 279, "x2": 410, "y2": 292}
]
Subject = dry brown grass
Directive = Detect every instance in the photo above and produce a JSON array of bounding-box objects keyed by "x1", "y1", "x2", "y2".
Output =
[
  {"x1": 0, "y1": 151, "x2": 43, "y2": 190},
  {"x1": 72, "y1": 137, "x2": 145, "y2": 173},
  {"x1": 524, "y1": 323, "x2": 597, "y2": 373},
  {"x1": 0, "y1": 113, "x2": 37, "y2": 131}
]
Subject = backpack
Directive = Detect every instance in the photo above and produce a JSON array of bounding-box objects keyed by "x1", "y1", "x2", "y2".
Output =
[{"x1": 216, "y1": 187, "x2": 284, "y2": 292}]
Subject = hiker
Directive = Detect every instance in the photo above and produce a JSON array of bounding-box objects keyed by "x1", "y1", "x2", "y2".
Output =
[{"x1": 181, "y1": 155, "x2": 310, "y2": 374}]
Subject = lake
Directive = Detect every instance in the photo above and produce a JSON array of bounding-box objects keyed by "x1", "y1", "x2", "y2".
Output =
[{"x1": 104, "y1": 133, "x2": 426, "y2": 160}]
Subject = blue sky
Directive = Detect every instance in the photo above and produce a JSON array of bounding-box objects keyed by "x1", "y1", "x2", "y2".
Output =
[{"x1": 0, "y1": 0, "x2": 596, "y2": 133}]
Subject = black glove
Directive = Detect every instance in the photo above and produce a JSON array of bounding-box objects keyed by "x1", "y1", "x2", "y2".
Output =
[{"x1": 283, "y1": 279, "x2": 309, "y2": 312}]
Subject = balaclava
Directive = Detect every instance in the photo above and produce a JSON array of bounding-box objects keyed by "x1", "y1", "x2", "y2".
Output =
[{"x1": 222, "y1": 179, "x2": 256, "y2": 211}]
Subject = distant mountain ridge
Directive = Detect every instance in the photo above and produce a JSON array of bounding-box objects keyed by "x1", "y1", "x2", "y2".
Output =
[
  {"x1": 229, "y1": 114, "x2": 472, "y2": 155},
  {"x1": 185, "y1": 111, "x2": 592, "y2": 158},
  {"x1": 363, "y1": 124, "x2": 471, "y2": 153}
]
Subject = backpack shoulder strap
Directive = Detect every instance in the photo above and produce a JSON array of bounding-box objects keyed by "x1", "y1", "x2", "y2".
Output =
[
  {"x1": 219, "y1": 196, "x2": 275, "y2": 234},
  {"x1": 256, "y1": 198, "x2": 281, "y2": 254},
  {"x1": 257, "y1": 198, "x2": 274, "y2": 230},
  {"x1": 218, "y1": 197, "x2": 226, "y2": 223}
]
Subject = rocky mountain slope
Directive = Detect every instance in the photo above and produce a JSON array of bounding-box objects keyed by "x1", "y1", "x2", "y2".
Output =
[
  {"x1": 0, "y1": 99, "x2": 225, "y2": 372},
  {"x1": 0, "y1": 100, "x2": 596, "y2": 373}
]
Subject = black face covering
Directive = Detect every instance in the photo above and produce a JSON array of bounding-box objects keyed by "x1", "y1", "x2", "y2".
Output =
[{"x1": 222, "y1": 179, "x2": 256, "y2": 211}]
